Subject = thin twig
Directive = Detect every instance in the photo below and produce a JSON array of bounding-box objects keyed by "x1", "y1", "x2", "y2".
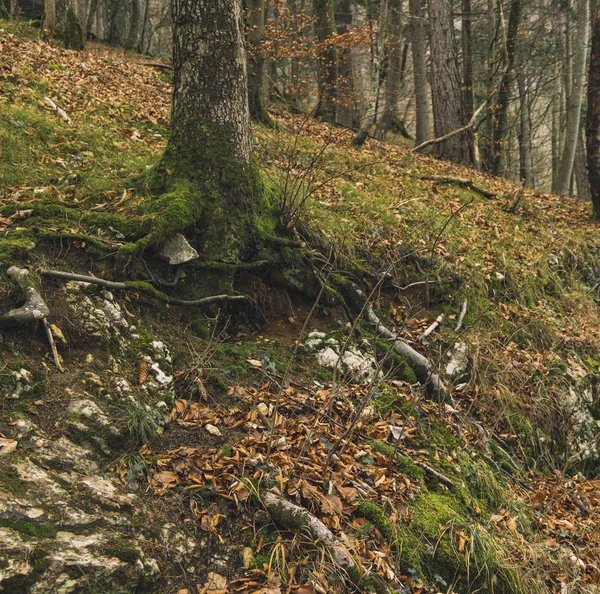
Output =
[{"x1": 43, "y1": 319, "x2": 64, "y2": 372}]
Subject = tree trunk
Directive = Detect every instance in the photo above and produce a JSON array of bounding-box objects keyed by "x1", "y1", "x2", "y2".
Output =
[
  {"x1": 126, "y1": 0, "x2": 142, "y2": 49},
  {"x1": 44, "y1": 0, "x2": 56, "y2": 31},
  {"x1": 554, "y1": 0, "x2": 589, "y2": 196},
  {"x1": 336, "y1": 0, "x2": 357, "y2": 128},
  {"x1": 461, "y1": 0, "x2": 474, "y2": 123},
  {"x1": 409, "y1": 0, "x2": 430, "y2": 145},
  {"x1": 517, "y1": 68, "x2": 534, "y2": 187},
  {"x1": 588, "y1": 0, "x2": 600, "y2": 217},
  {"x1": 428, "y1": 0, "x2": 472, "y2": 163},
  {"x1": 483, "y1": 0, "x2": 495, "y2": 171},
  {"x1": 492, "y1": 0, "x2": 521, "y2": 176},
  {"x1": 246, "y1": 0, "x2": 272, "y2": 124},
  {"x1": 575, "y1": 129, "x2": 592, "y2": 200},
  {"x1": 149, "y1": 0, "x2": 269, "y2": 274},
  {"x1": 354, "y1": 0, "x2": 388, "y2": 145},
  {"x1": 375, "y1": 0, "x2": 403, "y2": 140},
  {"x1": 314, "y1": 0, "x2": 339, "y2": 123}
]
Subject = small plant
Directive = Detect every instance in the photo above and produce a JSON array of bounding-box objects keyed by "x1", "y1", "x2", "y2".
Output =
[{"x1": 127, "y1": 404, "x2": 162, "y2": 445}]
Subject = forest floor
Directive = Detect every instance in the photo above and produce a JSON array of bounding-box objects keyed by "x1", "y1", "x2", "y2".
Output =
[{"x1": 2, "y1": 22, "x2": 600, "y2": 594}]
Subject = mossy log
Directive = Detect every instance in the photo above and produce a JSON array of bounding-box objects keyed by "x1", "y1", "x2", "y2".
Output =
[
  {"x1": 262, "y1": 491, "x2": 356, "y2": 572},
  {"x1": 0, "y1": 267, "x2": 50, "y2": 328}
]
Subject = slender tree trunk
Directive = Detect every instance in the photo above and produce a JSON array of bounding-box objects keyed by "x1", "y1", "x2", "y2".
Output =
[
  {"x1": 354, "y1": 0, "x2": 388, "y2": 144},
  {"x1": 44, "y1": 0, "x2": 56, "y2": 31},
  {"x1": 408, "y1": 0, "x2": 429, "y2": 145},
  {"x1": 588, "y1": 0, "x2": 600, "y2": 217},
  {"x1": 375, "y1": 0, "x2": 403, "y2": 139},
  {"x1": 314, "y1": 0, "x2": 339, "y2": 122},
  {"x1": 492, "y1": 0, "x2": 521, "y2": 176},
  {"x1": 336, "y1": 0, "x2": 357, "y2": 128},
  {"x1": 429, "y1": 0, "x2": 472, "y2": 163},
  {"x1": 517, "y1": 68, "x2": 534, "y2": 187},
  {"x1": 575, "y1": 129, "x2": 592, "y2": 200},
  {"x1": 153, "y1": 0, "x2": 269, "y2": 271},
  {"x1": 555, "y1": 0, "x2": 589, "y2": 196},
  {"x1": 85, "y1": 0, "x2": 98, "y2": 36},
  {"x1": 483, "y1": 0, "x2": 496, "y2": 170},
  {"x1": 126, "y1": 0, "x2": 142, "y2": 49},
  {"x1": 461, "y1": 0, "x2": 474, "y2": 123},
  {"x1": 246, "y1": 0, "x2": 272, "y2": 124}
]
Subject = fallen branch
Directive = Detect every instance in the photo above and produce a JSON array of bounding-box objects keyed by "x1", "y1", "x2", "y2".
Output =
[
  {"x1": 43, "y1": 96, "x2": 72, "y2": 123},
  {"x1": 262, "y1": 491, "x2": 356, "y2": 572},
  {"x1": 418, "y1": 313, "x2": 445, "y2": 343},
  {"x1": 365, "y1": 306, "x2": 449, "y2": 400},
  {"x1": 417, "y1": 175, "x2": 496, "y2": 199},
  {"x1": 455, "y1": 300, "x2": 468, "y2": 332},
  {"x1": 43, "y1": 318, "x2": 64, "y2": 372},
  {"x1": 40, "y1": 269, "x2": 248, "y2": 307},
  {"x1": 0, "y1": 267, "x2": 50, "y2": 327},
  {"x1": 414, "y1": 461, "x2": 455, "y2": 488},
  {"x1": 142, "y1": 61, "x2": 173, "y2": 71}
]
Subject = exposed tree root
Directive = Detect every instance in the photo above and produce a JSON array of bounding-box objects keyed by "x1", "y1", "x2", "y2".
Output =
[
  {"x1": 0, "y1": 267, "x2": 50, "y2": 327},
  {"x1": 417, "y1": 175, "x2": 496, "y2": 199},
  {"x1": 262, "y1": 491, "x2": 357, "y2": 573},
  {"x1": 40, "y1": 270, "x2": 249, "y2": 307}
]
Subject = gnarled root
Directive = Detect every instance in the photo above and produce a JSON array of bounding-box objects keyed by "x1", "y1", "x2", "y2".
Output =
[{"x1": 0, "y1": 267, "x2": 50, "y2": 327}]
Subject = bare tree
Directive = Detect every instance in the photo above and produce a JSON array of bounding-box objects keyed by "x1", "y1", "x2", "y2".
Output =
[
  {"x1": 409, "y1": 0, "x2": 430, "y2": 145},
  {"x1": 588, "y1": 0, "x2": 600, "y2": 216}
]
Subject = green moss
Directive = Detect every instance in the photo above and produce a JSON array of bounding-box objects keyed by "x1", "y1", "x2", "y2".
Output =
[
  {"x1": 0, "y1": 468, "x2": 32, "y2": 497},
  {"x1": 375, "y1": 339, "x2": 417, "y2": 383},
  {"x1": 0, "y1": 518, "x2": 58, "y2": 539},
  {"x1": 105, "y1": 541, "x2": 141, "y2": 563},
  {"x1": 355, "y1": 501, "x2": 396, "y2": 542},
  {"x1": 221, "y1": 444, "x2": 233, "y2": 458},
  {"x1": 365, "y1": 439, "x2": 425, "y2": 481}
]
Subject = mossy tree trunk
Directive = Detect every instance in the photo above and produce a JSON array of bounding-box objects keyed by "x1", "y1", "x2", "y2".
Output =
[{"x1": 143, "y1": 0, "x2": 276, "y2": 283}]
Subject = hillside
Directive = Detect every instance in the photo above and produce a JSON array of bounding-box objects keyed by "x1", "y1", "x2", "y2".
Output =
[{"x1": 1, "y1": 23, "x2": 600, "y2": 594}]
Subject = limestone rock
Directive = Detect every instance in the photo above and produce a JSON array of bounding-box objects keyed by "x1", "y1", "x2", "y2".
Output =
[{"x1": 157, "y1": 232, "x2": 199, "y2": 265}]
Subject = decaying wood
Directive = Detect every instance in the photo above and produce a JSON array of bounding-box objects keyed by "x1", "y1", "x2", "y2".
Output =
[
  {"x1": 262, "y1": 491, "x2": 356, "y2": 572},
  {"x1": 43, "y1": 96, "x2": 72, "y2": 123},
  {"x1": 40, "y1": 269, "x2": 248, "y2": 307},
  {"x1": 418, "y1": 175, "x2": 496, "y2": 199},
  {"x1": 455, "y1": 300, "x2": 468, "y2": 331},
  {"x1": 0, "y1": 267, "x2": 50, "y2": 327},
  {"x1": 414, "y1": 460, "x2": 455, "y2": 488},
  {"x1": 418, "y1": 313, "x2": 445, "y2": 342},
  {"x1": 365, "y1": 305, "x2": 449, "y2": 399},
  {"x1": 43, "y1": 318, "x2": 64, "y2": 372}
]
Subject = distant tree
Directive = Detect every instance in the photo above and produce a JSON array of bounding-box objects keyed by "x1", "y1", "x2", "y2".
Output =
[
  {"x1": 314, "y1": 0, "x2": 339, "y2": 122},
  {"x1": 246, "y1": 0, "x2": 272, "y2": 124},
  {"x1": 44, "y1": 0, "x2": 56, "y2": 31},
  {"x1": 408, "y1": 0, "x2": 429, "y2": 145},
  {"x1": 428, "y1": 0, "x2": 472, "y2": 163},
  {"x1": 588, "y1": 0, "x2": 600, "y2": 217}
]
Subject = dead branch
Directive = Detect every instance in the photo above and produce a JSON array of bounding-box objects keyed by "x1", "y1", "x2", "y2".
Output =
[
  {"x1": 43, "y1": 96, "x2": 72, "y2": 123},
  {"x1": 40, "y1": 269, "x2": 248, "y2": 307},
  {"x1": 0, "y1": 267, "x2": 50, "y2": 327},
  {"x1": 414, "y1": 461, "x2": 456, "y2": 488},
  {"x1": 43, "y1": 319, "x2": 64, "y2": 372},
  {"x1": 417, "y1": 175, "x2": 496, "y2": 199},
  {"x1": 262, "y1": 491, "x2": 356, "y2": 572},
  {"x1": 365, "y1": 306, "x2": 449, "y2": 400},
  {"x1": 418, "y1": 313, "x2": 445, "y2": 343},
  {"x1": 455, "y1": 300, "x2": 468, "y2": 332}
]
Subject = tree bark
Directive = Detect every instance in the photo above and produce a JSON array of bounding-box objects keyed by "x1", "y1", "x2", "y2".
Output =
[
  {"x1": 314, "y1": 0, "x2": 339, "y2": 123},
  {"x1": 492, "y1": 0, "x2": 521, "y2": 176},
  {"x1": 461, "y1": 0, "x2": 474, "y2": 123},
  {"x1": 354, "y1": 0, "x2": 388, "y2": 145},
  {"x1": 409, "y1": 0, "x2": 429, "y2": 145},
  {"x1": 483, "y1": 0, "x2": 495, "y2": 171},
  {"x1": 246, "y1": 0, "x2": 272, "y2": 124},
  {"x1": 555, "y1": 0, "x2": 589, "y2": 196},
  {"x1": 142, "y1": 0, "x2": 270, "y2": 274},
  {"x1": 44, "y1": 0, "x2": 56, "y2": 31},
  {"x1": 336, "y1": 0, "x2": 357, "y2": 128},
  {"x1": 375, "y1": 0, "x2": 403, "y2": 139},
  {"x1": 517, "y1": 68, "x2": 534, "y2": 187},
  {"x1": 428, "y1": 0, "x2": 472, "y2": 163},
  {"x1": 126, "y1": 0, "x2": 142, "y2": 49},
  {"x1": 588, "y1": 0, "x2": 600, "y2": 217},
  {"x1": 575, "y1": 129, "x2": 592, "y2": 200}
]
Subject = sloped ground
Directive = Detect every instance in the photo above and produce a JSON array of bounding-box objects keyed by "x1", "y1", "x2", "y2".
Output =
[{"x1": 1, "y1": 22, "x2": 600, "y2": 594}]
